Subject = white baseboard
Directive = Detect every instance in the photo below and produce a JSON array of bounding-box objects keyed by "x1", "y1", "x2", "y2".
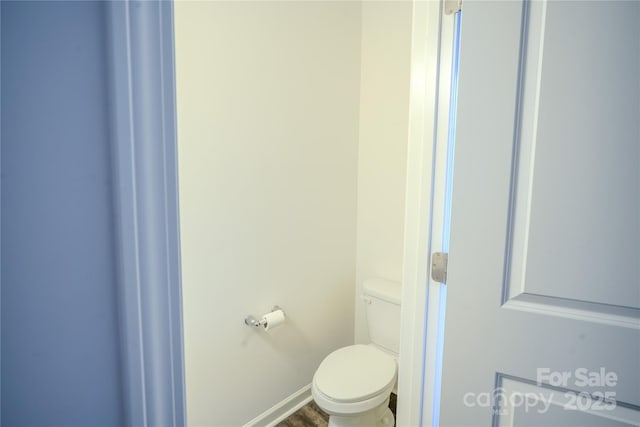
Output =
[{"x1": 243, "y1": 384, "x2": 313, "y2": 427}]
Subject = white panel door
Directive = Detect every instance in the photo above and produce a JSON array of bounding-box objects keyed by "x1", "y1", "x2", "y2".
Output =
[{"x1": 440, "y1": 0, "x2": 640, "y2": 425}]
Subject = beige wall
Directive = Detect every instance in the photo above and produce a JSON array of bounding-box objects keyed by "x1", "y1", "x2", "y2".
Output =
[
  {"x1": 354, "y1": 1, "x2": 412, "y2": 344},
  {"x1": 175, "y1": 2, "x2": 361, "y2": 425},
  {"x1": 175, "y1": 1, "x2": 412, "y2": 424}
]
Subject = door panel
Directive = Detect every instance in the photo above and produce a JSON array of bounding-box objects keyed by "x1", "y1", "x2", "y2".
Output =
[
  {"x1": 496, "y1": 377, "x2": 640, "y2": 427},
  {"x1": 509, "y1": 0, "x2": 640, "y2": 309},
  {"x1": 441, "y1": 0, "x2": 640, "y2": 425}
]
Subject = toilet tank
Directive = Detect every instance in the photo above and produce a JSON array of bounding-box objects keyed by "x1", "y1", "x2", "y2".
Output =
[{"x1": 363, "y1": 278, "x2": 401, "y2": 354}]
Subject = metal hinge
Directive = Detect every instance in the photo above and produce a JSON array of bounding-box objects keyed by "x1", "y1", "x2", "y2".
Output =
[
  {"x1": 444, "y1": 0, "x2": 462, "y2": 15},
  {"x1": 431, "y1": 252, "x2": 449, "y2": 284}
]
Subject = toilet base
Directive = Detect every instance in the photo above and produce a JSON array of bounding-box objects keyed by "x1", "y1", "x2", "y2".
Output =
[{"x1": 326, "y1": 399, "x2": 394, "y2": 427}]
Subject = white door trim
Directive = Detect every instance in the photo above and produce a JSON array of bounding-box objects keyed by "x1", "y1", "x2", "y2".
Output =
[
  {"x1": 107, "y1": 1, "x2": 186, "y2": 425},
  {"x1": 397, "y1": 1, "x2": 459, "y2": 425}
]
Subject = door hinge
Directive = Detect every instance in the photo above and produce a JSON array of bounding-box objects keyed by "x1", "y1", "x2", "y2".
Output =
[
  {"x1": 444, "y1": 0, "x2": 462, "y2": 15},
  {"x1": 431, "y1": 252, "x2": 449, "y2": 284}
]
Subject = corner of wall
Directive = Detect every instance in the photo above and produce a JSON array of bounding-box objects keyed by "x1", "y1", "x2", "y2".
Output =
[{"x1": 354, "y1": 0, "x2": 413, "y2": 345}]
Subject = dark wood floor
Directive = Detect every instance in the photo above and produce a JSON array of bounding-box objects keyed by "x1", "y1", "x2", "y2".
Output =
[{"x1": 276, "y1": 393, "x2": 397, "y2": 427}]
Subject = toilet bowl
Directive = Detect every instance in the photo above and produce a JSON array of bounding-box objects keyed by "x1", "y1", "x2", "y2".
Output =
[
  {"x1": 312, "y1": 344, "x2": 396, "y2": 427},
  {"x1": 312, "y1": 278, "x2": 401, "y2": 427}
]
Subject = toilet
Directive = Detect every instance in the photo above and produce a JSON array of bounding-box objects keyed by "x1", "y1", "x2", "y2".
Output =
[{"x1": 312, "y1": 278, "x2": 401, "y2": 427}]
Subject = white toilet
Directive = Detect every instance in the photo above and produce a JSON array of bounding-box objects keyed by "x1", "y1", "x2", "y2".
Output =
[{"x1": 312, "y1": 278, "x2": 401, "y2": 427}]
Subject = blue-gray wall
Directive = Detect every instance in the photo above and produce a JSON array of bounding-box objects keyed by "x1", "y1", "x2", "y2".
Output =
[{"x1": 2, "y1": 1, "x2": 124, "y2": 425}]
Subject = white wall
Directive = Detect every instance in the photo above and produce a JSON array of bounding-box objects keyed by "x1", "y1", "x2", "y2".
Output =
[
  {"x1": 174, "y1": 2, "x2": 362, "y2": 425},
  {"x1": 354, "y1": 1, "x2": 413, "y2": 344}
]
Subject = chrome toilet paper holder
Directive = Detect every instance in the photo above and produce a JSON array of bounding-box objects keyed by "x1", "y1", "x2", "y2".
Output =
[{"x1": 245, "y1": 306, "x2": 284, "y2": 328}]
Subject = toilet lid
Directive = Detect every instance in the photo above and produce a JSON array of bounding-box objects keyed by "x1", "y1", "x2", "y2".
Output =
[{"x1": 313, "y1": 344, "x2": 396, "y2": 403}]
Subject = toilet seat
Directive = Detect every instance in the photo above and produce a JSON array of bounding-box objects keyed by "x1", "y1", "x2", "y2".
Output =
[{"x1": 312, "y1": 344, "x2": 396, "y2": 413}]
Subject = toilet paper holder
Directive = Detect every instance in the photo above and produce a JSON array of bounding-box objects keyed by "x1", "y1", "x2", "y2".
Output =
[{"x1": 245, "y1": 306, "x2": 285, "y2": 328}]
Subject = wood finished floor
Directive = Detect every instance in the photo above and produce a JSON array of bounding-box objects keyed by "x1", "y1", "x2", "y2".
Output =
[{"x1": 276, "y1": 393, "x2": 397, "y2": 427}]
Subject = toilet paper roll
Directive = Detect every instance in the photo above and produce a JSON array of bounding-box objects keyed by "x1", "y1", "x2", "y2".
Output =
[{"x1": 261, "y1": 309, "x2": 285, "y2": 331}]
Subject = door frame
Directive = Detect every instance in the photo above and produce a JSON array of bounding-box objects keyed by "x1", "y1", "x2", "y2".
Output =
[
  {"x1": 112, "y1": 0, "x2": 459, "y2": 425},
  {"x1": 397, "y1": 0, "x2": 459, "y2": 425},
  {"x1": 106, "y1": 1, "x2": 186, "y2": 426}
]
